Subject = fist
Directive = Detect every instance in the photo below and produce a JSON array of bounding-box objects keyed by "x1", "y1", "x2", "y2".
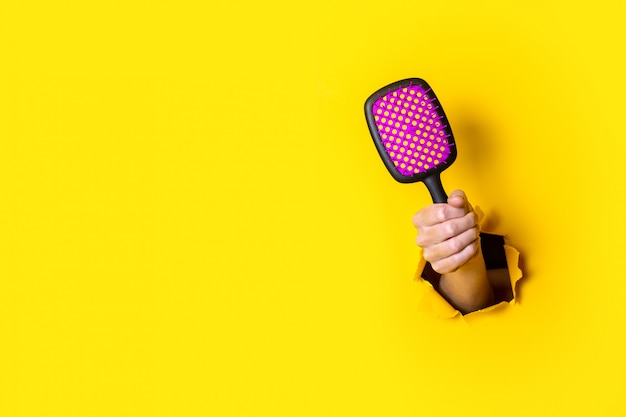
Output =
[{"x1": 412, "y1": 190, "x2": 480, "y2": 274}]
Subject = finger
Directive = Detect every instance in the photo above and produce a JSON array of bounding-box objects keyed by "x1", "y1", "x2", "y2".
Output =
[
  {"x1": 422, "y1": 225, "x2": 480, "y2": 262},
  {"x1": 415, "y1": 210, "x2": 478, "y2": 247},
  {"x1": 412, "y1": 202, "x2": 467, "y2": 229},
  {"x1": 430, "y1": 238, "x2": 481, "y2": 274}
]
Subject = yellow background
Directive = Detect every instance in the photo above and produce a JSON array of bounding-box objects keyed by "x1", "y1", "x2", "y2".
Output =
[{"x1": 1, "y1": 1, "x2": 625, "y2": 415}]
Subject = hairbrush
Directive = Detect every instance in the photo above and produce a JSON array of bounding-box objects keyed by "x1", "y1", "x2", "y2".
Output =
[{"x1": 364, "y1": 78, "x2": 457, "y2": 203}]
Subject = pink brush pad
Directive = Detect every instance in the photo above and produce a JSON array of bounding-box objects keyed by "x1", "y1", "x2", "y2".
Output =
[{"x1": 372, "y1": 85, "x2": 452, "y2": 176}]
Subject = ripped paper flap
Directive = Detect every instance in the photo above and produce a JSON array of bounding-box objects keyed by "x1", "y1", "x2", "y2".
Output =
[{"x1": 413, "y1": 206, "x2": 523, "y2": 319}]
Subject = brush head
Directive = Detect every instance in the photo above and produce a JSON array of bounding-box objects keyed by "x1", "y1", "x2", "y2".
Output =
[{"x1": 364, "y1": 78, "x2": 456, "y2": 184}]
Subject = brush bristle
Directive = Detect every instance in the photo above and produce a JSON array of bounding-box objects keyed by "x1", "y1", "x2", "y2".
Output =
[{"x1": 372, "y1": 84, "x2": 453, "y2": 177}]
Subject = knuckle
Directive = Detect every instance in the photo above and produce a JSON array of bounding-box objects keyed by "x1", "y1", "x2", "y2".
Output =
[
  {"x1": 443, "y1": 222, "x2": 456, "y2": 238},
  {"x1": 411, "y1": 212, "x2": 421, "y2": 228},
  {"x1": 416, "y1": 229, "x2": 432, "y2": 246},
  {"x1": 448, "y1": 237, "x2": 463, "y2": 253},
  {"x1": 422, "y1": 246, "x2": 435, "y2": 259},
  {"x1": 431, "y1": 260, "x2": 447, "y2": 275},
  {"x1": 436, "y1": 206, "x2": 447, "y2": 222},
  {"x1": 450, "y1": 252, "x2": 467, "y2": 270}
]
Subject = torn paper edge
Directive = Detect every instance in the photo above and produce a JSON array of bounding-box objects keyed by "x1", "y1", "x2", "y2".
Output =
[{"x1": 413, "y1": 206, "x2": 524, "y2": 319}]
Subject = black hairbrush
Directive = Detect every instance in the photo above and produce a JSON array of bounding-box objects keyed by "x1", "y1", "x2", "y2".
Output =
[{"x1": 364, "y1": 78, "x2": 457, "y2": 203}]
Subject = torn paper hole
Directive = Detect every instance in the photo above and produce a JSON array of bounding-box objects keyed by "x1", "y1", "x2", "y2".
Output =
[{"x1": 413, "y1": 207, "x2": 524, "y2": 319}]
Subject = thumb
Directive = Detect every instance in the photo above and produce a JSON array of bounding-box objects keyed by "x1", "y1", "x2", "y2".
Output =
[{"x1": 447, "y1": 190, "x2": 471, "y2": 211}]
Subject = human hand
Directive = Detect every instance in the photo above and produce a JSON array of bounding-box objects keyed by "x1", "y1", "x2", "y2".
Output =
[{"x1": 412, "y1": 190, "x2": 480, "y2": 274}]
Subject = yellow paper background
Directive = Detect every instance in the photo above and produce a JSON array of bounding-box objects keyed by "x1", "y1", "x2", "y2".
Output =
[{"x1": 1, "y1": 1, "x2": 625, "y2": 415}]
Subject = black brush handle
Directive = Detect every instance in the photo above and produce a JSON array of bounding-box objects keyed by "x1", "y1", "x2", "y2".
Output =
[{"x1": 423, "y1": 174, "x2": 448, "y2": 204}]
